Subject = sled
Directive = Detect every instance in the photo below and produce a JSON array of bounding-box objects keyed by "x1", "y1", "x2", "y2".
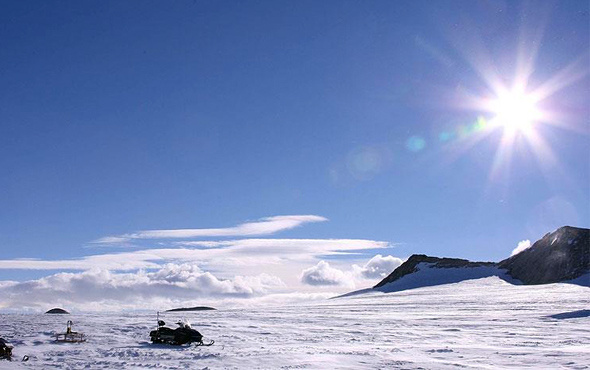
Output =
[{"x1": 55, "y1": 320, "x2": 86, "y2": 343}]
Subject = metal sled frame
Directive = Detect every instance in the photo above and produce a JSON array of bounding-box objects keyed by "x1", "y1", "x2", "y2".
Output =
[{"x1": 55, "y1": 320, "x2": 86, "y2": 343}]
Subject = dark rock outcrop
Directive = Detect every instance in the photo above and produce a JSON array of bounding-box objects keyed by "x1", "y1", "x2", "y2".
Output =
[
  {"x1": 166, "y1": 306, "x2": 216, "y2": 312},
  {"x1": 498, "y1": 226, "x2": 589, "y2": 284},
  {"x1": 372, "y1": 226, "x2": 589, "y2": 292},
  {"x1": 45, "y1": 308, "x2": 69, "y2": 314},
  {"x1": 374, "y1": 254, "x2": 495, "y2": 288}
]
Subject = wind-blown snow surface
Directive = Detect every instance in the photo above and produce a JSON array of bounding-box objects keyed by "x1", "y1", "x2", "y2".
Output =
[{"x1": 1, "y1": 277, "x2": 589, "y2": 369}]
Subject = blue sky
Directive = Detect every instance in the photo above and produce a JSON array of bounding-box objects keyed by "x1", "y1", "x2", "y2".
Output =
[{"x1": 0, "y1": 1, "x2": 588, "y2": 309}]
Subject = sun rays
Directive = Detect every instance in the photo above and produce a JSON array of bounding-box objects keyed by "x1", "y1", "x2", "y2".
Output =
[
  {"x1": 438, "y1": 18, "x2": 589, "y2": 189},
  {"x1": 487, "y1": 86, "x2": 540, "y2": 136}
]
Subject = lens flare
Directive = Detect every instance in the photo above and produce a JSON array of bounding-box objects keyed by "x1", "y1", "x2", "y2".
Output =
[
  {"x1": 417, "y1": 8, "x2": 588, "y2": 192},
  {"x1": 406, "y1": 136, "x2": 426, "y2": 152},
  {"x1": 346, "y1": 146, "x2": 383, "y2": 180}
]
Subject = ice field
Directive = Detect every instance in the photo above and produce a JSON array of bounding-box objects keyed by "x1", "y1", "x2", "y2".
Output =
[{"x1": 1, "y1": 276, "x2": 589, "y2": 369}]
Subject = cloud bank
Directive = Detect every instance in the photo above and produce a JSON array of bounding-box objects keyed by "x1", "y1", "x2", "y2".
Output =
[
  {"x1": 0, "y1": 215, "x2": 400, "y2": 310},
  {"x1": 0, "y1": 239, "x2": 389, "y2": 271},
  {"x1": 0, "y1": 253, "x2": 402, "y2": 310},
  {"x1": 0, "y1": 264, "x2": 286, "y2": 310}
]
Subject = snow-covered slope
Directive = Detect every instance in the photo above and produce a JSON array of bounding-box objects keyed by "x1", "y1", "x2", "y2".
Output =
[
  {"x1": 1, "y1": 277, "x2": 588, "y2": 369},
  {"x1": 374, "y1": 262, "x2": 509, "y2": 293},
  {"x1": 373, "y1": 254, "x2": 499, "y2": 291}
]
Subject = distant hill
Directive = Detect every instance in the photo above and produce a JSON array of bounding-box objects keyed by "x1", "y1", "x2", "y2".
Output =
[
  {"x1": 45, "y1": 308, "x2": 69, "y2": 314},
  {"x1": 166, "y1": 306, "x2": 216, "y2": 312},
  {"x1": 342, "y1": 226, "x2": 589, "y2": 297}
]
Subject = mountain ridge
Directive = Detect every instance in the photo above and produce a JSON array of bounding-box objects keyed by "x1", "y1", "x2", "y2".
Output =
[
  {"x1": 498, "y1": 226, "x2": 589, "y2": 284},
  {"x1": 366, "y1": 226, "x2": 589, "y2": 294}
]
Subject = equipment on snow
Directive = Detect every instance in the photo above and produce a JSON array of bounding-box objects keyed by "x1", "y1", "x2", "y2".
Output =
[
  {"x1": 149, "y1": 312, "x2": 214, "y2": 346},
  {"x1": 0, "y1": 338, "x2": 12, "y2": 360},
  {"x1": 55, "y1": 320, "x2": 86, "y2": 343},
  {"x1": 0, "y1": 338, "x2": 28, "y2": 362}
]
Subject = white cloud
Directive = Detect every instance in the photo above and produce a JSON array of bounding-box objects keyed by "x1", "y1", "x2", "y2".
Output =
[
  {"x1": 0, "y1": 264, "x2": 286, "y2": 310},
  {"x1": 353, "y1": 254, "x2": 402, "y2": 280},
  {"x1": 0, "y1": 214, "x2": 400, "y2": 309},
  {"x1": 511, "y1": 240, "x2": 532, "y2": 256},
  {"x1": 0, "y1": 251, "x2": 163, "y2": 270},
  {"x1": 0, "y1": 253, "x2": 405, "y2": 311},
  {"x1": 93, "y1": 215, "x2": 328, "y2": 244},
  {"x1": 0, "y1": 237, "x2": 391, "y2": 308},
  {"x1": 178, "y1": 238, "x2": 389, "y2": 256},
  {"x1": 299, "y1": 254, "x2": 404, "y2": 291},
  {"x1": 300, "y1": 261, "x2": 354, "y2": 288},
  {"x1": 0, "y1": 239, "x2": 389, "y2": 271}
]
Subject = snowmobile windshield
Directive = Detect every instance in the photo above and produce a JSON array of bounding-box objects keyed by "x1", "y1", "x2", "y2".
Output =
[{"x1": 177, "y1": 319, "x2": 191, "y2": 329}]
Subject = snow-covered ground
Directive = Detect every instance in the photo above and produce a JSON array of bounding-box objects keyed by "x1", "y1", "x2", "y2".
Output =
[{"x1": 1, "y1": 277, "x2": 588, "y2": 369}]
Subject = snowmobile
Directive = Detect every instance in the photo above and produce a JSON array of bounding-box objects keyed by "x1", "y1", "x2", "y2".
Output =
[
  {"x1": 0, "y1": 338, "x2": 12, "y2": 360},
  {"x1": 0, "y1": 338, "x2": 28, "y2": 362},
  {"x1": 55, "y1": 320, "x2": 86, "y2": 343},
  {"x1": 149, "y1": 313, "x2": 214, "y2": 346}
]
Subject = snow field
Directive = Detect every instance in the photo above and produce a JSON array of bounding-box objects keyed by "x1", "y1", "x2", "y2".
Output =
[{"x1": 0, "y1": 277, "x2": 588, "y2": 369}]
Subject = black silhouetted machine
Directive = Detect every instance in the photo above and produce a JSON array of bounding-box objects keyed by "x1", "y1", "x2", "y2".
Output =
[
  {"x1": 149, "y1": 312, "x2": 214, "y2": 346},
  {"x1": 0, "y1": 338, "x2": 12, "y2": 360}
]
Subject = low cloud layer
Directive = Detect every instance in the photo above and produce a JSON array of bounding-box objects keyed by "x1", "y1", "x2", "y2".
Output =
[
  {"x1": 511, "y1": 240, "x2": 532, "y2": 256},
  {"x1": 0, "y1": 215, "x2": 399, "y2": 311},
  {"x1": 0, "y1": 239, "x2": 389, "y2": 271},
  {"x1": 0, "y1": 253, "x2": 403, "y2": 310},
  {"x1": 0, "y1": 264, "x2": 286, "y2": 310}
]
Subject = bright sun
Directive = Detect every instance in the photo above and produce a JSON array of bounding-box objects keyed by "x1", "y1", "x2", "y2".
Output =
[{"x1": 490, "y1": 88, "x2": 540, "y2": 134}]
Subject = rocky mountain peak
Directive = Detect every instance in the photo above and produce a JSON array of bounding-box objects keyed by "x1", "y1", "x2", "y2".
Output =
[
  {"x1": 373, "y1": 254, "x2": 494, "y2": 288},
  {"x1": 498, "y1": 226, "x2": 589, "y2": 284},
  {"x1": 372, "y1": 226, "x2": 589, "y2": 291}
]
